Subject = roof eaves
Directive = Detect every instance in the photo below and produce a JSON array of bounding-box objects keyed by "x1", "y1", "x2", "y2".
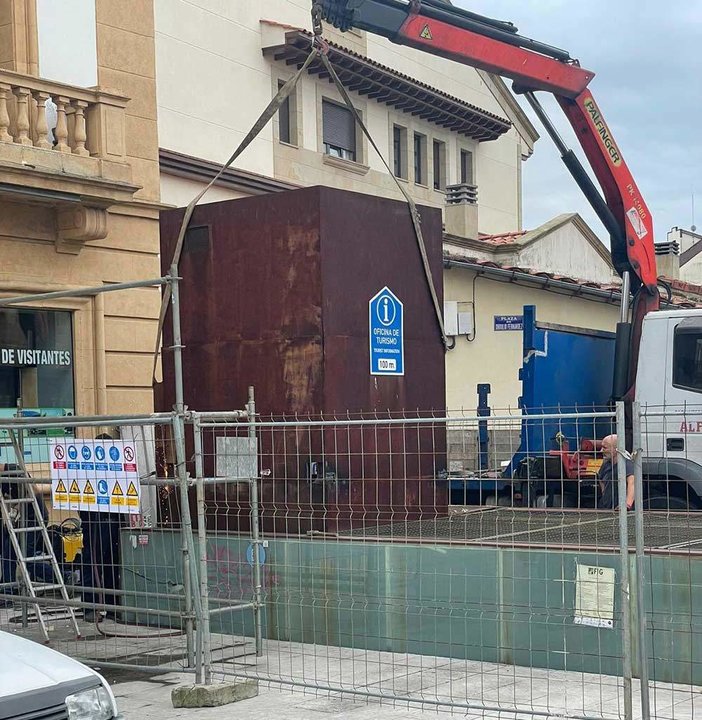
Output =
[
  {"x1": 680, "y1": 240, "x2": 702, "y2": 267},
  {"x1": 444, "y1": 253, "x2": 702, "y2": 309},
  {"x1": 260, "y1": 21, "x2": 511, "y2": 142}
]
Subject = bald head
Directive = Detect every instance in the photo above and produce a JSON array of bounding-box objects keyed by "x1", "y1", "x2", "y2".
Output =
[{"x1": 602, "y1": 434, "x2": 618, "y2": 461}]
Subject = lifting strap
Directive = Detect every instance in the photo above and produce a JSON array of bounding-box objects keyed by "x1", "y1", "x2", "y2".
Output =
[
  {"x1": 317, "y1": 50, "x2": 450, "y2": 350},
  {"x1": 152, "y1": 26, "x2": 451, "y2": 383},
  {"x1": 151, "y1": 48, "x2": 320, "y2": 382}
]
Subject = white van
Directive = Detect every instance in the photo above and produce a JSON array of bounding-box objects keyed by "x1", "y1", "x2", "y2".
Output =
[{"x1": 0, "y1": 630, "x2": 121, "y2": 719}]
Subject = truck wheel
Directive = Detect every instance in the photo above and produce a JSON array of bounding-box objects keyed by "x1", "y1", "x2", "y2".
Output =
[{"x1": 533, "y1": 493, "x2": 576, "y2": 509}]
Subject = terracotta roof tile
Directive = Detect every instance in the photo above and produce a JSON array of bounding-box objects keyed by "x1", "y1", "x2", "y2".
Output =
[
  {"x1": 448, "y1": 255, "x2": 701, "y2": 308},
  {"x1": 668, "y1": 277, "x2": 702, "y2": 296},
  {"x1": 477, "y1": 230, "x2": 527, "y2": 246}
]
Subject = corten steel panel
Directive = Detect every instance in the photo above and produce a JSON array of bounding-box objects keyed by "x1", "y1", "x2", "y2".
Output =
[
  {"x1": 158, "y1": 186, "x2": 448, "y2": 532},
  {"x1": 159, "y1": 186, "x2": 445, "y2": 416},
  {"x1": 315, "y1": 187, "x2": 446, "y2": 512},
  {"x1": 159, "y1": 189, "x2": 325, "y2": 416},
  {"x1": 317, "y1": 186, "x2": 445, "y2": 415}
]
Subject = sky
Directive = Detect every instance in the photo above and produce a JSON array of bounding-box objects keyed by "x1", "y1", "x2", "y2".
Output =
[{"x1": 455, "y1": 0, "x2": 702, "y2": 244}]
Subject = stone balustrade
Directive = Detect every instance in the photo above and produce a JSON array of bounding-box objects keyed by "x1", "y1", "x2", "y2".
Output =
[
  {"x1": 0, "y1": 71, "x2": 138, "y2": 254},
  {"x1": 0, "y1": 69, "x2": 128, "y2": 161}
]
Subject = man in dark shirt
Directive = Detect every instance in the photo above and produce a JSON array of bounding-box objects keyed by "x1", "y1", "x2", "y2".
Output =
[
  {"x1": 597, "y1": 434, "x2": 635, "y2": 510},
  {"x1": 80, "y1": 434, "x2": 122, "y2": 622}
]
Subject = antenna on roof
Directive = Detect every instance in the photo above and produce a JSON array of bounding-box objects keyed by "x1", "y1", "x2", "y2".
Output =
[{"x1": 692, "y1": 192, "x2": 697, "y2": 233}]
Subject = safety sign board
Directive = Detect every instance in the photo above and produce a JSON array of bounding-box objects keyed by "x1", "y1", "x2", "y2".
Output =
[
  {"x1": 369, "y1": 286, "x2": 404, "y2": 376},
  {"x1": 50, "y1": 439, "x2": 141, "y2": 514},
  {"x1": 574, "y1": 563, "x2": 615, "y2": 629}
]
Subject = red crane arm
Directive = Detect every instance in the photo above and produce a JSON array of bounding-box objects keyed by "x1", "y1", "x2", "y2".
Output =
[
  {"x1": 398, "y1": 12, "x2": 594, "y2": 97},
  {"x1": 397, "y1": 9, "x2": 658, "y2": 294},
  {"x1": 557, "y1": 93, "x2": 656, "y2": 291},
  {"x1": 317, "y1": 0, "x2": 661, "y2": 397},
  {"x1": 317, "y1": 0, "x2": 658, "y2": 295}
]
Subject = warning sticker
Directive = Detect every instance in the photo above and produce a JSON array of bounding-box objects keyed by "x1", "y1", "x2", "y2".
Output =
[
  {"x1": 419, "y1": 23, "x2": 433, "y2": 40},
  {"x1": 111, "y1": 480, "x2": 125, "y2": 506},
  {"x1": 82, "y1": 479, "x2": 96, "y2": 503},
  {"x1": 68, "y1": 479, "x2": 81, "y2": 502},
  {"x1": 126, "y1": 481, "x2": 139, "y2": 507},
  {"x1": 626, "y1": 207, "x2": 648, "y2": 240},
  {"x1": 50, "y1": 439, "x2": 141, "y2": 514},
  {"x1": 55, "y1": 478, "x2": 68, "y2": 502}
]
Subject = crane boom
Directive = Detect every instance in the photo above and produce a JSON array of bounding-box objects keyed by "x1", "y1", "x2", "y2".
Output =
[{"x1": 316, "y1": 0, "x2": 660, "y2": 398}]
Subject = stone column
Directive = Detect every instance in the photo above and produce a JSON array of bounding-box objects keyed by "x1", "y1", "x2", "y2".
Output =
[
  {"x1": 13, "y1": 85, "x2": 32, "y2": 145},
  {"x1": 0, "y1": 83, "x2": 12, "y2": 142}
]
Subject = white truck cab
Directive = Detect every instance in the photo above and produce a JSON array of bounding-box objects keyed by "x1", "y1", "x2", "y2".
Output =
[{"x1": 636, "y1": 308, "x2": 702, "y2": 507}]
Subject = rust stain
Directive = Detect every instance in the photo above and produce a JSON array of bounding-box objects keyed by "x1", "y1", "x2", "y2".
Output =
[
  {"x1": 158, "y1": 186, "x2": 449, "y2": 533},
  {"x1": 282, "y1": 340, "x2": 323, "y2": 413}
]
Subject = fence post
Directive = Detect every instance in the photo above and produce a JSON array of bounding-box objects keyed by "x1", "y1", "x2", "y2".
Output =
[
  {"x1": 616, "y1": 401, "x2": 633, "y2": 720},
  {"x1": 169, "y1": 265, "x2": 204, "y2": 678},
  {"x1": 247, "y1": 386, "x2": 263, "y2": 657},
  {"x1": 192, "y1": 413, "x2": 212, "y2": 683},
  {"x1": 632, "y1": 401, "x2": 651, "y2": 719}
]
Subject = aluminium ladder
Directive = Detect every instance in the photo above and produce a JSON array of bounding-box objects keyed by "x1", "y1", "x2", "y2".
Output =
[{"x1": 0, "y1": 430, "x2": 80, "y2": 641}]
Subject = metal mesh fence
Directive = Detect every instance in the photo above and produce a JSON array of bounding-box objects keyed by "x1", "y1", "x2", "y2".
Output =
[
  {"x1": 0, "y1": 413, "x2": 215, "y2": 677},
  {"x1": 2, "y1": 400, "x2": 700, "y2": 718},
  {"x1": 189, "y1": 403, "x2": 660, "y2": 719},
  {"x1": 636, "y1": 403, "x2": 702, "y2": 720}
]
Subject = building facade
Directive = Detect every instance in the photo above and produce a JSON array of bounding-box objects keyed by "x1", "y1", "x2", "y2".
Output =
[
  {"x1": 0, "y1": 0, "x2": 161, "y2": 430},
  {"x1": 151, "y1": 0, "x2": 690, "y2": 415},
  {"x1": 149, "y1": 0, "x2": 674, "y2": 414},
  {"x1": 443, "y1": 214, "x2": 622, "y2": 410},
  {"x1": 443, "y1": 216, "x2": 702, "y2": 412},
  {"x1": 154, "y1": 0, "x2": 537, "y2": 235},
  {"x1": 152, "y1": 0, "x2": 547, "y2": 413},
  {"x1": 657, "y1": 227, "x2": 702, "y2": 286}
]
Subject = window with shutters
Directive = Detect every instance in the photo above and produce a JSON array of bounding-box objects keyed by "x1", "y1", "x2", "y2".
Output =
[
  {"x1": 460, "y1": 149, "x2": 474, "y2": 185},
  {"x1": 393, "y1": 125, "x2": 407, "y2": 179},
  {"x1": 323, "y1": 100, "x2": 357, "y2": 162},
  {"x1": 414, "y1": 132, "x2": 427, "y2": 186},
  {"x1": 433, "y1": 139, "x2": 446, "y2": 191}
]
